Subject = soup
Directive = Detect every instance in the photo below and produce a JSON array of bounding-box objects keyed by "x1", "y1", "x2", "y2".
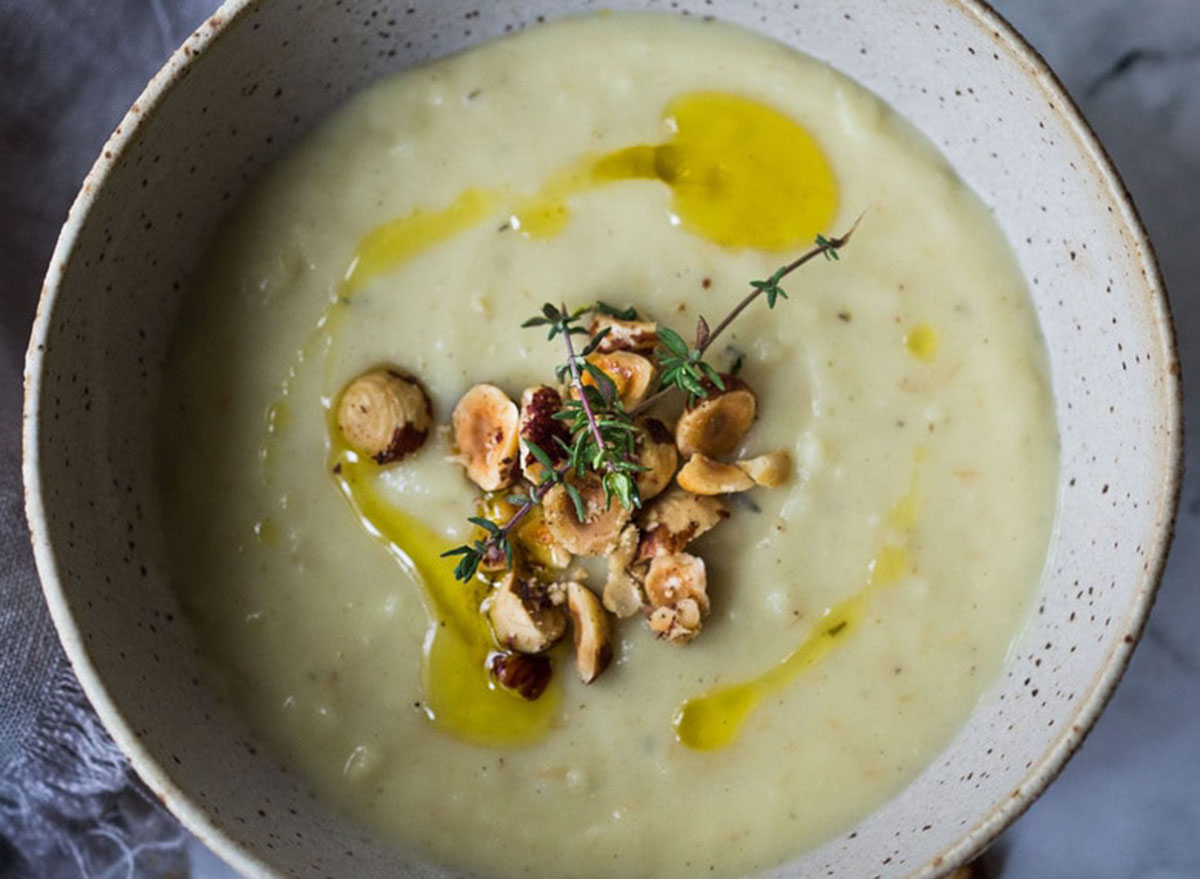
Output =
[{"x1": 159, "y1": 12, "x2": 1057, "y2": 878}]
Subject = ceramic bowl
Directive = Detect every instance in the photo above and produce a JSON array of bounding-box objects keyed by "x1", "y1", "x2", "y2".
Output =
[{"x1": 22, "y1": 0, "x2": 1180, "y2": 877}]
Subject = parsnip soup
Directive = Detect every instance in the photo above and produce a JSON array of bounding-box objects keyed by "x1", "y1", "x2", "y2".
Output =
[{"x1": 159, "y1": 12, "x2": 1058, "y2": 879}]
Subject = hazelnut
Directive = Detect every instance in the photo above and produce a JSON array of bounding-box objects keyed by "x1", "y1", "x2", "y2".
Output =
[
  {"x1": 643, "y1": 553, "x2": 709, "y2": 645},
  {"x1": 676, "y1": 453, "x2": 756, "y2": 495},
  {"x1": 487, "y1": 572, "x2": 567, "y2": 655},
  {"x1": 736, "y1": 450, "x2": 792, "y2": 488},
  {"x1": 336, "y1": 368, "x2": 432, "y2": 464},
  {"x1": 490, "y1": 652, "x2": 552, "y2": 701},
  {"x1": 542, "y1": 476, "x2": 633, "y2": 557},
  {"x1": 674, "y1": 375, "x2": 757, "y2": 458},
  {"x1": 603, "y1": 524, "x2": 646, "y2": 618},
  {"x1": 636, "y1": 487, "x2": 728, "y2": 561},
  {"x1": 580, "y1": 351, "x2": 655, "y2": 410},
  {"x1": 452, "y1": 383, "x2": 521, "y2": 491},
  {"x1": 567, "y1": 582, "x2": 613, "y2": 684},
  {"x1": 634, "y1": 417, "x2": 679, "y2": 502},
  {"x1": 588, "y1": 312, "x2": 659, "y2": 354}
]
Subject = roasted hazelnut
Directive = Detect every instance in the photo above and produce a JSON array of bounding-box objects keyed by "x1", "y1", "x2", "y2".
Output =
[
  {"x1": 490, "y1": 652, "x2": 552, "y2": 701},
  {"x1": 634, "y1": 417, "x2": 679, "y2": 502},
  {"x1": 643, "y1": 552, "x2": 709, "y2": 645},
  {"x1": 677, "y1": 453, "x2": 756, "y2": 495},
  {"x1": 674, "y1": 375, "x2": 757, "y2": 458},
  {"x1": 542, "y1": 476, "x2": 633, "y2": 557},
  {"x1": 588, "y1": 312, "x2": 659, "y2": 353},
  {"x1": 736, "y1": 450, "x2": 792, "y2": 488},
  {"x1": 636, "y1": 487, "x2": 728, "y2": 562},
  {"x1": 580, "y1": 351, "x2": 655, "y2": 410},
  {"x1": 452, "y1": 383, "x2": 521, "y2": 491},
  {"x1": 603, "y1": 524, "x2": 646, "y2": 618},
  {"x1": 337, "y1": 368, "x2": 432, "y2": 464},
  {"x1": 487, "y1": 572, "x2": 567, "y2": 654},
  {"x1": 567, "y1": 582, "x2": 613, "y2": 684}
]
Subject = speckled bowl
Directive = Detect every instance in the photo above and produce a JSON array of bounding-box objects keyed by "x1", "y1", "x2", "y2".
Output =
[{"x1": 22, "y1": 0, "x2": 1180, "y2": 877}]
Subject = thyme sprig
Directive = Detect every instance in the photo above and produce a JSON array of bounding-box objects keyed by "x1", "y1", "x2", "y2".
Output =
[
  {"x1": 442, "y1": 301, "x2": 644, "y2": 581},
  {"x1": 441, "y1": 461, "x2": 569, "y2": 582},
  {"x1": 525, "y1": 302, "x2": 644, "y2": 511},
  {"x1": 442, "y1": 220, "x2": 859, "y2": 583},
  {"x1": 632, "y1": 219, "x2": 860, "y2": 416}
]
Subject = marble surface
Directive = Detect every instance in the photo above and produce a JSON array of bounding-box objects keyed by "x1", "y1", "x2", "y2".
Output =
[{"x1": 3, "y1": 0, "x2": 1198, "y2": 877}]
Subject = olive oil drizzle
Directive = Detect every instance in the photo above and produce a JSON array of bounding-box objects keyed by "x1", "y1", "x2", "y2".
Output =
[
  {"x1": 673, "y1": 465, "x2": 921, "y2": 752},
  {"x1": 339, "y1": 90, "x2": 838, "y2": 298},
  {"x1": 311, "y1": 92, "x2": 839, "y2": 748},
  {"x1": 329, "y1": 441, "x2": 560, "y2": 747}
]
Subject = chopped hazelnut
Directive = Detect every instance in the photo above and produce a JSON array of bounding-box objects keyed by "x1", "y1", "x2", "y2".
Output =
[
  {"x1": 451, "y1": 383, "x2": 521, "y2": 491},
  {"x1": 636, "y1": 487, "x2": 728, "y2": 561},
  {"x1": 676, "y1": 453, "x2": 756, "y2": 495},
  {"x1": 634, "y1": 417, "x2": 679, "y2": 502},
  {"x1": 603, "y1": 524, "x2": 646, "y2": 618},
  {"x1": 736, "y1": 450, "x2": 792, "y2": 488},
  {"x1": 647, "y1": 597, "x2": 705, "y2": 645},
  {"x1": 490, "y1": 652, "x2": 552, "y2": 701},
  {"x1": 542, "y1": 476, "x2": 633, "y2": 556},
  {"x1": 643, "y1": 553, "x2": 709, "y2": 645},
  {"x1": 580, "y1": 351, "x2": 655, "y2": 410},
  {"x1": 674, "y1": 375, "x2": 757, "y2": 458},
  {"x1": 514, "y1": 504, "x2": 573, "y2": 574},
  {"x1": 588, "y1": 312, "x2": 659, "y2": 353},
  {"x1": 336, "y1": 368, "x2": 432, "y2": 464},
  {"x1": 643, "y1": 552, "x2": 709, "y2": 613},
  {"x1": 567, "y1": 582, "x2": 613, "y2": 684},
  {"x1": 487, "y1": 572, "x2": 567, "y2": 654}
]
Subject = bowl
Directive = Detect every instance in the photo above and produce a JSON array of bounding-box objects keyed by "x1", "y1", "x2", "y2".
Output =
[{"x1": 22, "y1": 0, "x2": 1181, "y2": 877}]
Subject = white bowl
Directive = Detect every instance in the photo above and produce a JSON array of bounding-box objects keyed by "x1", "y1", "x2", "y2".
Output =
[{"x1": 22, "y1": 1, "x2": 1181, "y2": 877}]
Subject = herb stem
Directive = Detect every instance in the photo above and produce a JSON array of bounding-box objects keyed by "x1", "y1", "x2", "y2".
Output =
[
  {"x1": 631, "y1": 217, "x2": 861, "y2": 417},
  {"x1": 561, "y1": 303, "x2": 618, "y2": 477},
  {"x1": 494, "y1": 463, "x2": 569, "y2": 541},
  {"x1": 701, "y1": 219, "x2": 860, "y2": 357}
]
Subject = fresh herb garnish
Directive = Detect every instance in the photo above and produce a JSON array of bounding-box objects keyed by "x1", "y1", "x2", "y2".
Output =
[{"x1": 442, "y1": 222, "x2": 858, "y2": 582}]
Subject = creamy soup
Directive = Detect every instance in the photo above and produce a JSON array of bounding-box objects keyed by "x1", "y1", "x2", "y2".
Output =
[{"x1": 159, "y1": 12, "x2": 1058, "y2": 879}]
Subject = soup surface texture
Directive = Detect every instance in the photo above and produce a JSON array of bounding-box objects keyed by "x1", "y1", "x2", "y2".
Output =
[{"x1": 159, "y1": 12, "x2": 1058, "y2": 879}]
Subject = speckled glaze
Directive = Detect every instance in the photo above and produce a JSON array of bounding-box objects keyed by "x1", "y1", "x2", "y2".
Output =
[{"x1": 21, "y1": 1, "x2": 1180, "y2": 878}]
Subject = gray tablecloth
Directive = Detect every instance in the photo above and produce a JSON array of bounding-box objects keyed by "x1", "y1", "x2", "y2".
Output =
[
  {"x1": 1, "y1": 4, "x2": 215, "y2": 876},
  {"x1": 2, "y1": 1, "x2": 1198, "y2": 878}
]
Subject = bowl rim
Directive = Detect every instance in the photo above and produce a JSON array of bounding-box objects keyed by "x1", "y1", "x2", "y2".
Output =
[
  {"x1": 914, "y1": 1, "x2": 1183, "y2": 873},
  {"x1": 21, "y1": 5, "x2": 276, "y2": 875},
  {"x1": 21, "y1": 1, "x2": 1183, "y2": 877}
]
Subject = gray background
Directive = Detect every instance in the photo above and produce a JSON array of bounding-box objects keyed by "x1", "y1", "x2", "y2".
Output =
[{"x1": 1, "y1": 1, "x2": 1197, "y2": 877}]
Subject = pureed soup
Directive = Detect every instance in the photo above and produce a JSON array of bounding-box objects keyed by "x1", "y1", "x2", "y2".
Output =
[{"x1": 159, "y1": 12, "x2": 1058, "y2": 879}]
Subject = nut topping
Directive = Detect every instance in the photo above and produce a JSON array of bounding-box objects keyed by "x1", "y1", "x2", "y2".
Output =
[
  {"x1": 643, "y1": 552, "x2": 709, "y2": 645},
  {"x1": 634, "y1": 417, "x2": 679, "y2": 502},
  {"x1": 542, "y1": 476, "x2": 634, "y2": 557},
  {"x1": 337, "y1": 368, "x2": 432, "y2": 464},
  {"x1": 647, "y1": 598, "x2": 706, "y2": 645},
  {"x1": 487, "y1": 572, "x2": 567, "y2": 655},
  {"x1": 581, "y1": 351, "x2": 655, "y2": 411},
  {"x1": 588, "y1": 312, "x2": 659, "y2": 353},
  {"x1": 452, "y1": 383, "x2": 521, "y2": 491},
  {"x1": 567, "y1": 582, "x2": 613, "y2": 684},
  {"x1": 674, "y1": 375, "x2": 757, "y2": 458},
  {"x1": 490, "y1": 653, "x2": 553, "y2": 701},
  {"x1": 736, "y1": 450, "x2": 792, "y2": 488},
  {"x1": 676, "y1": 453, "x2": 756, "y2": 495},
  {"x1": 636, "y1": 487, "x2": 728, "y2": 561},
  {"x1": 603, "y1": 524, "x2": 646, "y2": 618}
]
